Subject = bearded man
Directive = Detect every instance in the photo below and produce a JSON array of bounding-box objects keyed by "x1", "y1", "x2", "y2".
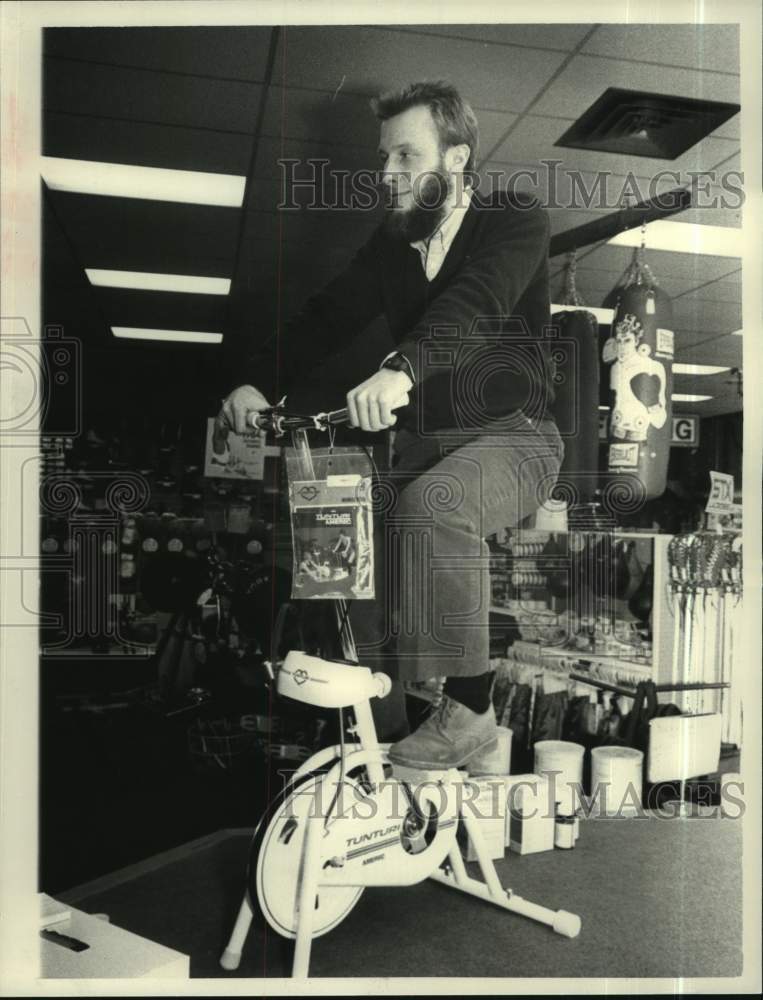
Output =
[{"x1": 220, "y1": 81, "x2": 563, "y2": 771}]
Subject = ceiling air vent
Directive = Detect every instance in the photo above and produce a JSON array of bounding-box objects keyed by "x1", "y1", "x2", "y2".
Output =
[{"x1": 555, "y1": 87, "x2": 739, "y2": 159}]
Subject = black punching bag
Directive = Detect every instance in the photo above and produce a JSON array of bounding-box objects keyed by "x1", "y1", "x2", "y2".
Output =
[
  {"x1": 601, "y1": 245, "x2": 674, "y2": 500},
  {"x1": 550, "y1": 309, "x2": 600, "y2": 505}
]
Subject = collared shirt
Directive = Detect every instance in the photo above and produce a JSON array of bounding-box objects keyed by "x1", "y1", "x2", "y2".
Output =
[
  {"x1": 410, "y1": 187, "x2": 473, "y2": 281},
  {"x1": 381, "y1": 186, "x2": 474, "y2": 381}
]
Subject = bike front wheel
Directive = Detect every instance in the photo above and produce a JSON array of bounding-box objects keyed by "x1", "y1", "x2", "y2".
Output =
[{"x1": 249, "y1": 771, "x2": 364, "y2": 940}]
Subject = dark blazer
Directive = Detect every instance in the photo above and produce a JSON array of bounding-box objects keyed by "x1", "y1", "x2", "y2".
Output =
[{"x1": 251, "y1": 189, "x2": 555, "y2": 436}]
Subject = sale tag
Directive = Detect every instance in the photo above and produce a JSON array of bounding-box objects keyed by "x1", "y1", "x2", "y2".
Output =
[{"x1": 705, "y1": 471, "x2": 735, "y2": 515}]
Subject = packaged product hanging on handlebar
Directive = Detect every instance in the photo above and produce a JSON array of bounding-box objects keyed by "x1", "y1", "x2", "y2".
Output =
[{"x1": 284, "y1": 447, "x2": 375, "y2": 600}]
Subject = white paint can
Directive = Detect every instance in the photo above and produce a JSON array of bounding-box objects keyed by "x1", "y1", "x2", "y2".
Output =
[
  {"x1": 534, "y1": 740, "x2": 585, "y2": 816},
  {"x1": 591, "y1": 746, "x2": 644, "y2": 817}
]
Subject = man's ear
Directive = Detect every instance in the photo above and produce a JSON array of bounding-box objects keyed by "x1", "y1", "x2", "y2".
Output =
[{"x1": 445, "y1": 143, "x2": 470, "y2": 173}]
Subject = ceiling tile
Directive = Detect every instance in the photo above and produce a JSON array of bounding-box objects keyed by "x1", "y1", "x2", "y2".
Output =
[
  {"x1": 45, "y1": 58, "x2": 264, "y2": 135},
  {"x1": 578, "y1": 243, "x2": 741, "y2": 282},
  {"x1": 379, "y1": 23, "x2": 594, "y2": 51},
  {"x1": 674, "y1": 330, "x2": 742, "y2": 368},
  {"x1": 242, "y1": 209, "x2": 379, "y2": 250},
  {"x1": 260, "y1": 85, "x2": 518, "y2": 166},
  {"x1": 94, "y1": 288, "x2": 228, "y2": 333},
  {"x1": 44, "y1": 26, "x2": 273, "y2": 81},
  {"x1": 673, "y1": 199, "x2": 743, "y2": 230},
  {"x1": 673, "y1": 275, "x2": 742, "y2": 302},
  {"x1": 712, "y1": 112, "x2": 740, "y2": 141},
  {"x1": 274, "y1": 25, "x2": 567, "y2": 115},
  {"x1": 247, "y1": 135, "x2": 384, "y2": 214},
  {"x1": 47, "y1": 191, "x2": 239, "y2": 274},
  {"x1": 44, "y1": 111, "x2": 254, "y2": 175},
  {"x1": 261, "y1": 87, "x2": 378, "y2": 149},
  {"x1": 580, "y1": 24, "x2": 740, "y2": 75},
  {"x1": 671, "y1": 297, "x2": 742, "y2": 334},
  {"x1": 531, "y1": 54, "x2": 740, "y2": 120}
]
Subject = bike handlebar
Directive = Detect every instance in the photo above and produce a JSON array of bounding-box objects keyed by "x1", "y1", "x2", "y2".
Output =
[
  {"x1": 247, "y1": 407, "x2": 351, "y2": 435},
  {"x1": 247, "y1": 394, "x2": 409, "y2": 436}
]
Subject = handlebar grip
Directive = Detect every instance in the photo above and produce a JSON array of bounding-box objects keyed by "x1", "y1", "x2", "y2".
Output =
[{"x1": 246, "y1": 411, "x2": 267, "y2": 430}]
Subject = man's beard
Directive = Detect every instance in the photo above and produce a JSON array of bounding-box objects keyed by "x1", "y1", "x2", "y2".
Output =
[{"x1": 382, "y1": 167, "x2": 452, "y2": 243}]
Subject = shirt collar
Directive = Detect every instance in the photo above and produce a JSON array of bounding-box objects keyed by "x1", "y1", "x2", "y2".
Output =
[{"x1": 410, "y1": 186, "x2": 473, "y2": 258}]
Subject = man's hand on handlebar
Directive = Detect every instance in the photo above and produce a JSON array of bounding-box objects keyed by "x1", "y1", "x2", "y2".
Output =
[
  {"x1": 347, "y1": 370, "x2": 412, "y2": 433},
  {"x1": 220, "y1": 385, "x2": 271, "y2": 435}
]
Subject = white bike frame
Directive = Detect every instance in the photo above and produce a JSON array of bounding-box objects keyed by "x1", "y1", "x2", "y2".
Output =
[{"x1": 220, "y1": 425, "x2": 581, "y2": 978}]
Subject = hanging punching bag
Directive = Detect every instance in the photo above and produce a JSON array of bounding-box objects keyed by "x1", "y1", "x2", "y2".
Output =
[
  {"x1": 551, "y1": 309, "x2": 600, "y2": 504},
  {"x1": 601, "y1": 244, "x2": 674, "y2": 500},
  {"x1": 549, "y1": 253, "x2": 601, "y2": 506}
]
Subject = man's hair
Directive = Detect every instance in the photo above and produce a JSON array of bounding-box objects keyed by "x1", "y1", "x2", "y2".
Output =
[{"x1": 370, "y1": 80, "x2": 480, "y2": 176}]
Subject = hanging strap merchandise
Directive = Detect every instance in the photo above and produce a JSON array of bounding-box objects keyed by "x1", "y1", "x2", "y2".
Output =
[{"x1": 667, "y1": 529, "x2": 741, "y2": 742}]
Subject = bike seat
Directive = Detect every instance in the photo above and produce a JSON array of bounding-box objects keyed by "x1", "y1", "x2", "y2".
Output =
[{"x1": 278, "y1": 650, "x2": 391, "y2": 709}]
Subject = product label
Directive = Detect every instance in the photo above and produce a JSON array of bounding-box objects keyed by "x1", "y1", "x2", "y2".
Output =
[
  {"x1": 608, "y1": 443, "x2": 640, "y2": 468},
  {"x1": 655, "y1": 328, "x2": 674, "y2": 358},
  {"x1": 289, "y1": 477, "x2": 374, "y2": 600}
]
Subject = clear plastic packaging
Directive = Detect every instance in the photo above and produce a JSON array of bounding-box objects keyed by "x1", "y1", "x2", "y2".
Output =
[{"x1": 285, "y1": 447, "x2": 374, "y2": 600}]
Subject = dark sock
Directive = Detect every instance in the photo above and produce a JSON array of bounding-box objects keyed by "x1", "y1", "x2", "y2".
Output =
[{"x1": 444, "y1": 672, "x2": 494, "y2": 715}]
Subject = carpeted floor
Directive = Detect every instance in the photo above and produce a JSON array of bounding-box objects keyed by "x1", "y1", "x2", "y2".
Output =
[{"x1": 59, "y1": 812, "x2": 743, "y2": 980}]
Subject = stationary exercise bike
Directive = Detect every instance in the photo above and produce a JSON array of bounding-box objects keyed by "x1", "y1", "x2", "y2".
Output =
[{"x1": 220, "y1": 401, "x2": 582, "y2": 978}]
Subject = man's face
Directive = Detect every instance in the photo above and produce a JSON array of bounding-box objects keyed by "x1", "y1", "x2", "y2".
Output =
[{"x1": 378, "y1": 104, "x2": 452, "y2": 241}]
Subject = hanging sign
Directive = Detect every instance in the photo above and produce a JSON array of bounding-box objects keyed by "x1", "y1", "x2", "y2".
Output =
[
  {"x1": 705, "y1": 471, "x2": 735, "y2": 515},
  {"x1": 204, "y1": 418, "x2": 271, "y2": 480},
  {"x1": 671, "y1": 415, "x2": 699, "y2": 448}
]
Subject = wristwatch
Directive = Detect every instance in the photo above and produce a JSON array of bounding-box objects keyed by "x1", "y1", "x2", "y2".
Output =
[{"x1": 380, "y1": 351, "x2": 415, "y2": 385}]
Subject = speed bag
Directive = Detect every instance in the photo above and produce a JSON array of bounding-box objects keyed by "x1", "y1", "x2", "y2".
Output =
[
  {"x1": 550, "y1": 310, "x2": 600, "y2": 504},
  {"x1": 600, "y1": 285, "x2": 674, "y2": 500}
]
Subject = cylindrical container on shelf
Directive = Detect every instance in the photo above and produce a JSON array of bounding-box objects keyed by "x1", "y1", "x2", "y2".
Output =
[
  {"x1": 554, "y1": 813, "x2": 576, "y2": 849},
  {"x1": 590, "y1": 746, "x2": 644, "y2": 817},
  {"x1": 534, "y1": 740, "x2": 585, "y2": 816}
]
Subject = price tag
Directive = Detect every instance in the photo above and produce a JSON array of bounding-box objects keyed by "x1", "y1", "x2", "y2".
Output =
[{"x1": 705, "y1": 471, "x2": 735, "y2": 515}]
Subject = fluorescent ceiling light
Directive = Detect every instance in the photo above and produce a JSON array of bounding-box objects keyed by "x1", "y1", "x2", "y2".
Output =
[
  {"x1": 551, "y1": 304, "x2": 615, "y2": 324},
  {"x1": 607, "y1": 221, "x2": 742, "y2": 257},
  {"x1": 112, "y1": 327, "x2": 223, "y2": 344},
  {"x1": 599, "y1": 406, "x2": 610, "y2": 411},
  {"x1": 672, "y1": 364, "x2": 730, "y2": 376},
  {"x1": 672, "y1": 393, "x2": 712, "y2": 402},
  {"x1": 42, "y1": 157, "x2": 245, "y2": 207},
  {"x1": 86, "y1": 269, "x2": 231, "y2": 295}
]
